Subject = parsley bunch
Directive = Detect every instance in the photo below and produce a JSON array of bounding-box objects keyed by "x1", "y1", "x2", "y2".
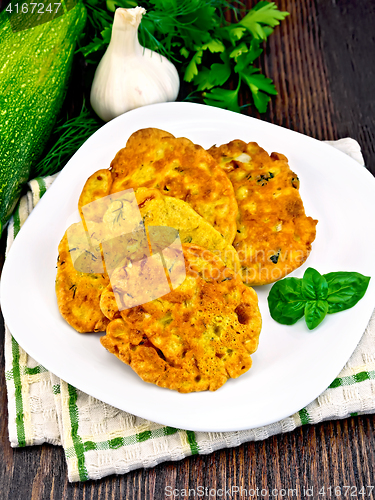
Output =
[{"x1": 79, "y1": 0, "x2": 289, "y2": 113}]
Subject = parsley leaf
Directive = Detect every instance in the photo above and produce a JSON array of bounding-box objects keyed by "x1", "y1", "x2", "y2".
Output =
[
  {"x1": 240, "y1": 69, "x2": 277, "y2": 112},
  {"x1": 79, "y1": 0, "x2": 289, "y2": 114},
  {"x1": 203, "y1": 84, "x2": 241, "y2": 113},
  {"x1": 250, "y1": 90, "x2": 270, "y2": 114},
  {"x1": 209, "y1": 62, "x2": 231, "y2": 86},
  {"x1": 239, "y1": 1, "x2": 289, "y2": 40},
  {"x1": 202, "y1": 39, "x2": 225, "y2": 53},
  {"x1": 233, "y1": 45, "x2": 263, "y2": 71},
  {"x1": 240, "y1": 69, "x2": 277, "y2": 95},
  {"x1": 184, "y1": 49, "x2": 203, "y2": 82},
  {"x1": 227, "y1": 25, "x2": 247, "y2": 44},
  {"x1": 193, "y1": 67, "x2": 215, "y2": 91}
]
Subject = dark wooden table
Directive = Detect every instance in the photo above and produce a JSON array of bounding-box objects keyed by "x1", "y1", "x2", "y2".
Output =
[{"x1": 1, "y1": 0, "x2": 375, "y2": 497}]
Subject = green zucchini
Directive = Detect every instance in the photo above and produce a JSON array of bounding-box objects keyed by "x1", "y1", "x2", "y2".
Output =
[{"x1": 0, "y1": 2, "x2": 86, "y2": 236}]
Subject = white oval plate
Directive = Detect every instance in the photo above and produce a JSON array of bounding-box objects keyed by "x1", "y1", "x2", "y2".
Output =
[{"x1": 2, "y1": 102, "x2": 375, "y2": 432}]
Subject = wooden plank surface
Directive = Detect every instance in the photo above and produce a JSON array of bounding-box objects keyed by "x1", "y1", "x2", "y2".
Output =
[{"x1": 1, "y1": 0, "x2": 375, "y2": 497}]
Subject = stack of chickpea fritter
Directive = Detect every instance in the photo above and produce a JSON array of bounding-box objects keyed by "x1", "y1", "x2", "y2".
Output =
[{"x1": 56, "y1": 128, "x2": 317, "y2": 393}]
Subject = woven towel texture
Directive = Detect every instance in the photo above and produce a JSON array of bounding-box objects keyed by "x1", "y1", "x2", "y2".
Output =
[{"x1": 4, "y1": 139, "x2": 374, "y2": 482}]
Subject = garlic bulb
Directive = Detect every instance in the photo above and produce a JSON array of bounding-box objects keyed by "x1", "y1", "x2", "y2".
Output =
[{"x1": 90, "y1": 7, "x2": 180, "y2": 122}]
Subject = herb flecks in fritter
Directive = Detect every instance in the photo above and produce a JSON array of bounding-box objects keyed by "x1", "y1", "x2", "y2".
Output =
[
  {"x1": 208, "y1": 141, "x2": 317, "y2": 285},
  {"x1": 55, "y1": 223, "x2": 110, "y2": 333},
  {"x1": 100, "y1": 245, "x2": 262, "y2": 393},
  {"x1": 109, "y1": 128, "x2": 239, "y2": 245}
]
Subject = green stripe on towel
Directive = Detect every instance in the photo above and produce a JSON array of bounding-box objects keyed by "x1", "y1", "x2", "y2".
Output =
[
  {"x1": 13, "y1": 206, "x2": 21, "y2": 239},
  {"x1": 35, "y1": 177, "x2": 47, "y2": 199},
  {"x1": 11, "y1": 336, "x2": 26, "y2": 447},
  {"x1": 329, "y1": 371, "x2": 375, "y2": 388},
  {"x1": 67, "y1": 384, "x2": 89, "y2": 481},
  {"x1": 52, "y1": 384, "x2": 61, "y2": 395},
  {"x1": 24, "y1": 365, "x2": 47, "y2": 376},
  {"x1": 186, "y1": 431, "x2": 199, "y2": 455},
  {"x1": 298, "y1": 408, "x2": 311, "y2": 425},
  {"x1": 80, "y1": 426, "x2": 179, "y2": 453}
]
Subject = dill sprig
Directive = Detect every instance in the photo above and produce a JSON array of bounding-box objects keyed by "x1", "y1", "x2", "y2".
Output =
[
  {"x1": 31, "y1": 104, "x2": 103, "y2": 177},
  {"x1": 32, "y1": 1, "x2": 288, "y2": 178},
  {"x1": 78, "y1": 0, "x2": 289, "y2": 113}
]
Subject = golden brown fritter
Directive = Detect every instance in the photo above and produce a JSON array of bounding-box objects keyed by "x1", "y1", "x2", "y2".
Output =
[
  {"x1": 59, "y1": 181, "x2": 242, "y2": 333},
  {"x1": 78, "y1": 169, "x2": 113, "y2": 225},
  {"x1": 77, "y1": 183, "x2": 240, "y2": 272},
  {"x1": 109, "y1": 128, "x2": 238, "y2": 244},
  {"x1": 135, "y1": 187, "x2": 240, "y2": 273},
  {"x1": 126, "y1": 127, "x2": 174, "y2": 152},
  {"x1": 55, "y1": 223, "x2": 110, "y2": 333},
  {"x1": 208, "y1": 141, "x2": 318, "y2": 285},
  {"x1": 100, "y1": 245, "x2": 262, "y2": 393}
]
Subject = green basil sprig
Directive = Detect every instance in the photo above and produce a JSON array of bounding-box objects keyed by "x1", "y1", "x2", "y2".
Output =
[{"x1": 267, "y1": 268, "x2": 370, "y2": 330}]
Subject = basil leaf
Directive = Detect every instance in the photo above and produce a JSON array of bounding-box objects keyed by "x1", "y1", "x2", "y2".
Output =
[
  {"x1": 276, "y1": 277, "x2": 303, "y2": 301},
  {"x1": 267, "y1": 278, "x2": 305, "y2": 325},
  {"x1": 304, "y1": 300, "x2": 329, "y2": 330},
  {"x1": 323, "y1": 272, "x2": 371, "y2": 314},
  {"x1": 302, "y1": 267, "x2": 328, "y2": 300},
  {"x1": 268, "y1": 268, "x2": 370, "y2": 331}
]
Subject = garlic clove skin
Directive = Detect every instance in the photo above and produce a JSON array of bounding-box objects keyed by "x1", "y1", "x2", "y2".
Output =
[{"x1": 90, "y1": 7, "x2": 180, "y2": 122}]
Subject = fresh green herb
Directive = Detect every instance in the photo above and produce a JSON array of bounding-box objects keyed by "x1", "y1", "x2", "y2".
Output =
[
  {"x1": 324, "y1": 272, "x2": 371, "y2": 314},
  {"x1": 267, "y1": 268, "x2": 371, "y2": 331},
  {"x1": 79, "y1": 0, "x2": 289, "y2": 113},
  {"x1": 267, "y1": 277, "x2": 305, "y2": 326},
  {"x1": 112, "y1": 206, "x2": 126, "y2": 226},
  {"x1": 301, "y1": 267, "x2": 328, "y2": 301},
  {"x1": 269, "y1": 249, "x2": 280, "y2": 264},
  {"x1": 304, "y1": 300, "x2": 328, "y2": 330},
  {"x1": 30, "y1": 1, "x2": 288, "y2": 179},
  {"x1": 31, "y1": 103, "x2": 102, "y2": 177},
  {"x1": 69, "y1": 283, "x2": 77, "y2": 298}
]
